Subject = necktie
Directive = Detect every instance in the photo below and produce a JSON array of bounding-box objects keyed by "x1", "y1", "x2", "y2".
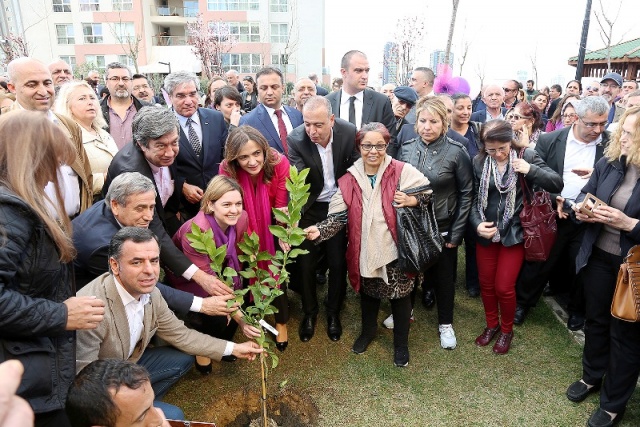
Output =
[
  {"x1": 186, "y1": 117, "x2": 201, "y2": 156},
  {"x1": 274, "y1": 109, "x2": 288, "y2": 154},
  {"x1": 348, "y1": 96, "x2": 356, "y2": 126}
]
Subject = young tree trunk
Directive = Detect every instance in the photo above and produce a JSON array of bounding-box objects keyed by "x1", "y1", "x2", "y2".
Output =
[
  {"x1": 444, "y1": 0, "x2": 460, "y2": 66},
  {"x1": 260, "y1": 353, "x2": 268, "y2": 427}
]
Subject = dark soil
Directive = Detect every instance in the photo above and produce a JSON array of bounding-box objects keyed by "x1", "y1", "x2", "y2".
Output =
[{"x1": 201, "y1": 387, "x2": 319, "y2": 427}]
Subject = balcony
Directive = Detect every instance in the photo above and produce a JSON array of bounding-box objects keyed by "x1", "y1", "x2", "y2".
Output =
[
  {"x1": 151, "y1": 35, "x2": 190, "y2": 46},
  {"x1": 149, "y1": 5, "x2": 198, "y2": 25}
]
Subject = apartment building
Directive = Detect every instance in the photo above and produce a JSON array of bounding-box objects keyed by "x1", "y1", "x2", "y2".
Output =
[{"x1": 3, "y1": 0, "x2": 326, "y2": 82}]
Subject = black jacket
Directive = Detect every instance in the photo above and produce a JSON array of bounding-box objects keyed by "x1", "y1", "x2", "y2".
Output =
[
  {"x1": 397, "y1": 135, "x2": 473, "y2": 245},
  {"x1": 470, "y1": 148, "x2": 564, "y2": 247},
  {"x1": 100, "y1": 95, "x2": 148, "y2": 133},
  {"x1": 575, "y1": 158, "x2": 640, "y2": 273},
  {"x1": 0, "y1": 188, "x2": 75, "y2": 413}
]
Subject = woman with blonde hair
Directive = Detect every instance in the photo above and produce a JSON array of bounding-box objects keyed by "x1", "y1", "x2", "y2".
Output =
[
  {"x1": 55, "y1": 80, "x2": 118, "y2": 199},
  {"x1": 566, "y1": 106, "x2": 640, "y2": 427},
  {"x1": 0, "y1": 111, "x2": 104, "y2": 426}
]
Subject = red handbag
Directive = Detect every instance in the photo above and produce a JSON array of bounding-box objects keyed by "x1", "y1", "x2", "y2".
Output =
[{"x1": 518, "y1": 153, "x2": 558, "y2": 262}]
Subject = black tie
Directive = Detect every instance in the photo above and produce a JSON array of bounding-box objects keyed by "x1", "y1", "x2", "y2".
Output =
[{"x1": 348, "y1": 96, "x2": 356, "y2": 126}]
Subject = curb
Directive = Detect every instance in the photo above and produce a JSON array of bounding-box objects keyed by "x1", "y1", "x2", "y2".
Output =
[{"x1": 543, "y1": 295, "x2": 585, "y2": 346}]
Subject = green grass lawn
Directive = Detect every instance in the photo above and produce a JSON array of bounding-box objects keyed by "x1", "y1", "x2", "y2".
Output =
[{"x1": 166, "y1": 255, "x2": 640, "y2": 426}]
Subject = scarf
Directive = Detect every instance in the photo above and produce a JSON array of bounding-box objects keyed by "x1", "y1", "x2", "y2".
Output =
[
  {"x1": 206, "y1": 214, "x2": 242, "y2": 290},
  {"x1": 477, "y1": 149, "x2": 518, "y2": 242}
]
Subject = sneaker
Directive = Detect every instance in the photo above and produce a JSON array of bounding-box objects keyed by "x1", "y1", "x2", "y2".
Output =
[
  {"x1": 382, "y1": 311, "x2": 415, "y2": 329},
  {"x1": 393, "y1": 346, "x2": 409, "y2": 367},
  {"x1": 438, "y1": 324, "x2": 457, "y2": 350}
]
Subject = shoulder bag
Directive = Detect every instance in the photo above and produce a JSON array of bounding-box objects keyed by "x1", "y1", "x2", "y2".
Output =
[{"x1": 611, "y1": 245, "x2": 640, "y2": 322}]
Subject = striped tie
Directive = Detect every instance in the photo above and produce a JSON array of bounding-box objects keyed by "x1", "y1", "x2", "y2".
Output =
[{"x1": 186, "y1": 117, "x2": 201, "y2": 156}]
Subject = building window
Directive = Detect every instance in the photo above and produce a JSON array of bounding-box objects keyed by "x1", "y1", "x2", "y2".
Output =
[
  {"x1": 271, "y1": 54, "x2": 289, "y2": 66},
  {"x1": 184, "y1": 1, "x2": 198, "y2": 17},
  {"x1": 227, "y1": 22, "x2": 260, "y2": 43},
  {"x1": 269, "y1": 0, "x2": 287, "y2": 12},
  {"x1": 60, "y1": 56, "x2": 76, "y2": 72},
  {"x1": 112, "y1": 0, "x2": 132, "y2": 11},
  {"x1": 117, "y1": 55, "x2": 135, "y2": 68},
  {"x1": 83, "y1": 23, "x2": 103, "y2": 43},
  {"x1": 221, "y1": 53, "x2": 261, "y2": 74},
  {"x1": 84, "y1": 55, "x2": 106, "y2": 71},
  {"x1": 79, "y1": 0, "x2": 99, "y2": 12},
  {"x1": 56, "y1": 24, "x2": 75, "y2": 44},
  {"x1": 270, "y1": 23, "x2": 287, "y2": 43},
  {"x1": 52, "y1": 0, "x2": 71, "y2": 12},
  {"x1": 113, "y1": 22, "x2": 135, "y2": 43},
  {"x1": 207, "y1": 0, "x2": 259, "y2": 11}
]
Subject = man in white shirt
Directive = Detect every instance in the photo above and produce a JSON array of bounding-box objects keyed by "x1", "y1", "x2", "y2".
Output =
[{"x1": 515, "y1": 96, "x2": 611, "y2": 330}]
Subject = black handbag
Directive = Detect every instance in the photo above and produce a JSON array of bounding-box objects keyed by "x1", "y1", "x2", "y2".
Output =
[{"x1": 395, "y1": 185, "x2": 444, "y2": 273}]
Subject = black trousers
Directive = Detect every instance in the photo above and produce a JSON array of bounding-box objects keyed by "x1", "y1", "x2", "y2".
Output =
[
  {"x1": 582, "y1": 247, "x2": 622, "y2": 385},
  {"x1": 294, "y1": 202, "x2": 348, "y2": 317},
  {"x1": 420, "y1": 246, "x2": 457, "y2": 324},
  {"x1": 36, "y1": 410, "x2": 71, "y2": 427},
  {"x1": 516, "y1": 218, "x2": 585, "y2": 313},
  {"x1": 360, "y1": 292, "x2": 411, "y2": 348},
  {"x1": 600, "y1": 317, "x2": 640, "y2": 413}
]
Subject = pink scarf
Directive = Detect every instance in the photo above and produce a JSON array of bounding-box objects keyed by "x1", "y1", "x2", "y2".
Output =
[{"x1": 236, "y1": 169, "x2": 276, "y2": 261}]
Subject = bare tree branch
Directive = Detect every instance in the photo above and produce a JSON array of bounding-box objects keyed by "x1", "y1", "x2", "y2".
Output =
[
  {"x1": 186, "y1": 14, "x2": 235, "y2": 80},
  {"x1": 106, "y1": 12, "x2": 142, "y2": 73},
  {"x1": 593, "y1": 0, "x2": 625, "y2": 73},
  {"x1": 383, "y1": 15, "x2": 426, "y2": 85},
  {"x1": 0, "y1": 33, "x2": 29, "y2": 67}
]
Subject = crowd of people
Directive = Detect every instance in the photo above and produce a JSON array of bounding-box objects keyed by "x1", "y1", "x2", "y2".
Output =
[{"x1": 0, "y1": 49, "x2": 639, "y2": 427}]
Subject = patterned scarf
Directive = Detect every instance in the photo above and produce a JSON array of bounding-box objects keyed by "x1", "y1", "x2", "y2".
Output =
[
  {"x1": 477, "y1": 149, "x2": 518, "y2": 242},
  {"x1": 206, "y1": 214, "x2": 242, "y2": 290}
]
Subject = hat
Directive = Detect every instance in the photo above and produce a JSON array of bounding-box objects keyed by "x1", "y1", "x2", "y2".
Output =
[
  {"x1": 601, "y1": 72, "x2": 623, "y2": 87},
  {"x1": 393, "y1": 86, "x2": 418, "y2": 106}
]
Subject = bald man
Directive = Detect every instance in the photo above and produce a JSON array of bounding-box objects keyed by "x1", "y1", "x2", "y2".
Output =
[
  {"x1": 48, "y1": 59, "x2": 73, "y2": 92},
  {"x1": 293, "y1": 78, "x2": 317, "y2": 111}
]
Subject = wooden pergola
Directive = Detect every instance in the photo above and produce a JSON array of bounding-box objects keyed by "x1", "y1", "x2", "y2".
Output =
[{"x1": 568, "y1": 37, "x2": 640, "y2": 81}]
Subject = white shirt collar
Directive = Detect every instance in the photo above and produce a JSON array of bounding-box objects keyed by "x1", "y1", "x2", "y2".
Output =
[
  {"x1": 568, "y1": 125, "x2": 602, "y2": 146},
  {"x1": 340, "y1": 90, "x2": 364, "y2": 105},
  {"x1": 113, "y1": 275, "x2": 151, "y2": 306}
]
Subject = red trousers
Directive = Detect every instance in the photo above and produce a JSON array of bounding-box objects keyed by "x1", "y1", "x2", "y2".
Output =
[{"x1": 476, "y1": 242, "x2": 525, "y2": 333}]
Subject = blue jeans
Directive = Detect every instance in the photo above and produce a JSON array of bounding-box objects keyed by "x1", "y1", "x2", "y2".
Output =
[
  {"x1": 154, "y1": 400, "x2": 185, "y2": 421},
  {"x1": 137, "y1": 346, "x2": 194, "y2": 399}
]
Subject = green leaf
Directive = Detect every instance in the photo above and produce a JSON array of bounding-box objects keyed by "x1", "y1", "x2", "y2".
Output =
[
  {"x1": 222, "y1": 267, "x2": 237, "y2": 278},
  {"x1": 268, "y1": 225, "x2": 288, "y2": 240},
  {"x1": 289, "y1": 234, "x2": 306, "y2": 246},
  {"x1": 272, "y1": 208, "x2": 290, "y2": 224},
  {"x1": 288, "y1": 248, "x2": 308, "y2": 258},
  {"x1": 239, "y1": 270, "x2": 256, "y2": 279},
  {"x1": 271, "y1": 352, "x2": 279, "y2": 369},
  {"x1": 256, "y1": 252, "x2": 273, "y2": 262}
]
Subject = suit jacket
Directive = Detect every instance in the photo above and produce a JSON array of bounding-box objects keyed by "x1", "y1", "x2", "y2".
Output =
[
  {"x1": 470, "y1": 107, "x2": 508, "y2": 123},
  {"x1": 176, "y1": 108, "x2": 228, "y2": 218},
  {"x1": 315, "y1": 85, "x2": 329, "y2": 96},
  {"x1": 389, "y1": 123, "x2": 470, "y2": 158},
  {"x1": 76, "y1": 273, "x2": 227, "y2": 372},
  {"x1": 534, "y1": 126, "x2": 609, "y2": 201},
  {"x1": 103, "y1": 141, "x2": 185, "y2": 235},
  {"x1": 71, "y1": 201, "x2": 194, "y2": 315},
  {"x1": 325, "y1": 89, "x2": 396, "y2": 142},
  {"x1": 287, "y1": 118, "x2": 359, "y2": 214},
  {"x1": 239, "y1": 104, "x2": 303, "y2": 153}
]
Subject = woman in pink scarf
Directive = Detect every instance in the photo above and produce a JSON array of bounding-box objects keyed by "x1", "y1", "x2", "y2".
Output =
[{"x1": 220, "y1": 126, "x2": 291, "y2": 351}]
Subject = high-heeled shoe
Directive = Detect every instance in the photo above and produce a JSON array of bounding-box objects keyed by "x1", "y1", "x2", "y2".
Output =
[
  {"x1": 275, "y1": 323, "x2": 288, "y2": 352},
  {"x1": 195, "y1": 361, "x2": 212, "y2": 375},
  {"x1": 275, "y1": 341, "x2": 288, "y2": 352}
]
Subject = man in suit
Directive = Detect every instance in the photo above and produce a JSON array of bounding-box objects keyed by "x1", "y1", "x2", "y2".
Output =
[
  {"x1": 515, "y1": 96, "x2": 611, "y2": 330},
  {"x1": 239, "y1": 67, "x2": 303, "y2": 153},
  {"x1": 226, "y1": 69, "x2": 245, "y2": 93},
  {"x1": 326, "y1": 50, "x2": 395, "y2": 141},
  {"x1": 76, "y1": 228, "x2": 262, "y2": 412},
  {"x1": 293, "y1": 77, "x2": 317, "y2": 111},
  {"x1": 73, "y1": 172, "x2": 238, "y2": 318},
  {"x1": 164, "y1": 71, "x2": 228, "y2": 219},
  {"x1": 308, "y1": 72, "x2": 328, "y2": 96},
  {"x1": 288, "y1": 95, "x2": 359, "y2": 342},
  {"x1": 470, "y1": 85, "x2": 508, "y2": 123}
]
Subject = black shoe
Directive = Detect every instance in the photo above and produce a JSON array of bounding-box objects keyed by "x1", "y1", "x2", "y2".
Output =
[
  {"x1": 514, "y1": 306, "x2": 529, "y2": 325},
  {"x1": 393, "y1": 346, "x2": 409, "y2": 367},
  {"x1": 195, "y1": 361, "x2": 212, "y2": 374},
  {"x1": 467, "y1": 287, "x2": 480, "y2": 298},
  {"x1": 327, "y1": 314, "x2": 342, "y2": 341},
  {"x1": 422, "y1": 289, "x2": 435, "y2": 309},
  {"x1": 316, "y1": 270, "x2": 327, "y2": 285},
  {"x1": 587, "y1": 408, "x2": 622, "y2": 427},
  {"x1": 299, "y1": 315, "x2": 317, "y2": 342},
  {"x1": 352, "y1": 334, "x2": 375, "y2": 354},
  {"x1": 221, "y1": 355, "x2": 237, "y2": 363},
  {"x1": 567, "y1": 314, "x2": 585, "y2": 331},
  {"x1": 566, "y1": 379, "x2": 600, "y2": 402},
  {"x1": 275, "y1": 341, "x2": 288, "y2": 352}
]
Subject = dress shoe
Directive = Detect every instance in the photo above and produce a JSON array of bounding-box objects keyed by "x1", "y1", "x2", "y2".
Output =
[
  {"x1": 588, "y1": 408, "x2": 622, "y2": 427},
  {"x1": 475, "y1": 325, "x2": 500, "y2": 347},
  {"x1": 352, "y1": 333, "x2": 375, "y2": 354},
  {"x1": 327, "y1": 314, "x2": 342, "y2": 341},
  {"x1": 275, "y1": 341, "x2": 288, "y2": 352},
  {"x1": 492, "y1": 331, "x2": 513, "y2": 354},
  {"x1": 299, "y1": 315, "x2": 316, "y2": 342},
  {"x1": 566, "y1": 379, "x2": 600, "y2": 402},
  {"x1": 513, "y1": 306, "x2": 529, "y2": 325},
  {"x1": 467, "y1": 287, "x2": 480, "y2": 298},
  {"x1": 422, "y1": 289, "x2": 435, "y2": 309},
  {"x1": 567, "y1": 314, "x2": 585, "y2": 331},
  {"x1": 195, "y1": 361, "x2": 212, "y2": 375},
  {"x1": 316, "y1": 270, "x2": 327, "y2": 285},
  {"x1": 221, "y1": 355, "x2": 237, "y2": 363}
]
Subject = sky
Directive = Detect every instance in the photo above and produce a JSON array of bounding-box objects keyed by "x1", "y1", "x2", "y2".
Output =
[{"x1": 324, "y1": 0, "x2": 639, "y2": 94}]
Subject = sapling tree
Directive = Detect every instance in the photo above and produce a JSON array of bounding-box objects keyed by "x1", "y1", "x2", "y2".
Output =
[{"x1": 187, "y1": 166, "x2": 310, "y2": 427}]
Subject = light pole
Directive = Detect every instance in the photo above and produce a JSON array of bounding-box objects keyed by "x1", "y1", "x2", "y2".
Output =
[
  {"x1": 159, "y1": 61, "x2": 171, "y2": 74},
  {"x1": 575, "y1": 0, "x2": 593, "y2": 80}
]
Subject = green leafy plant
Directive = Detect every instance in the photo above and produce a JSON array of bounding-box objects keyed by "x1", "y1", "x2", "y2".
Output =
[{"x1": 187, "y1": 166, "x2": 310, "y2": 427}]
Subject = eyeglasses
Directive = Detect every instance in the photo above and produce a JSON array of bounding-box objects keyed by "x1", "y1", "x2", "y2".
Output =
[
  {"x1": 600, "y1": 83, "x2": 620, "y2": 89},
  {"x1": 107, "y1": 76, "x2": 131, "y2": 82},
  {"x1": 579, "y1": 117, "x2": 608, "y2": 129},
  {"x1": 586, "y1": 86, "x2": 598, "y2": 91},
  {"x1": 562, "y1": 113, "x2": 578, "y2": 120},
  {"x1": 485, "y1": 147, "x2": 510, "y2": 155},
  {"x1": 360, "y1": 144, "x2": 388, "y2": 152},
  {"x1": 506, "y1": 114, "x2": 530, "y2": 121},
  {"x1": 503, "y1": 88, "x2": 517, "y2": 93}
]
